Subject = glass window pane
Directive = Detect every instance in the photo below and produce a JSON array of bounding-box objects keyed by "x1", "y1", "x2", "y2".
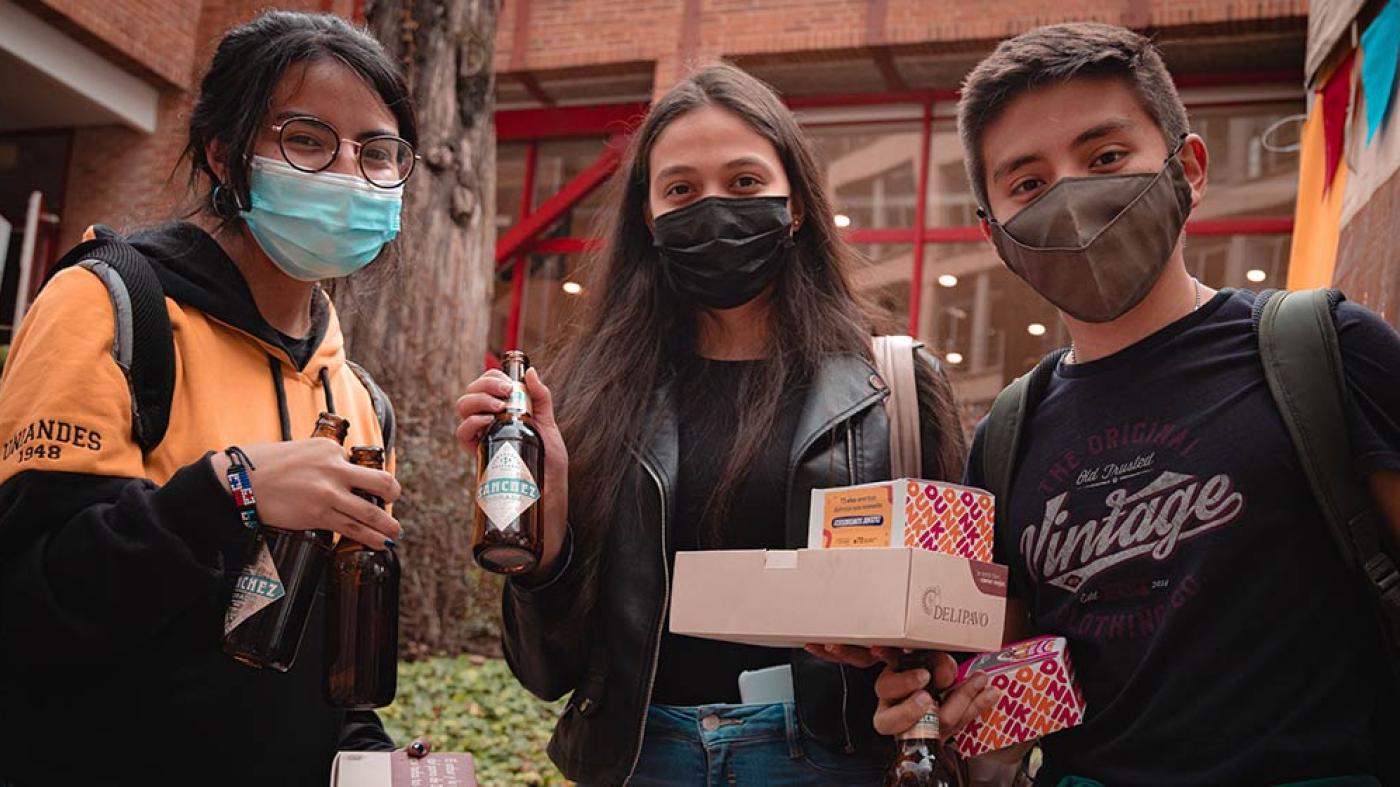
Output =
[
  {"x1": 847, "y1": 239, "x2": 1068, "y2": 428},
  {"x1": 1186, "y1": 233, "x2": 1291, "y2": 290},
  {"x1": 1187, "y1": 101, "x2": 1304, "y2": 220},
  {"x1": 488, "y1": 253, "x2": 589, "y2": 357},
  {"x1": 846, "y1": 243, "x2": 914, "y2": 330},
  {"x1": 927, "y1": 119, "x2": 979, "y2": 228},
  {"x1": 915, "y1": 243, "x2": 1068, "y2": 427},
  {"x1": 496, "y1": 141, "x2": 527, "y2": 234},
  {"x1": 807, "y1": 123, "x2": 921, "y2": 230},
  {"x1": 532, "y1": 138, "x2": 611, "y2": 237},
  {"x1": 495, "y1": 138, "x2": 612, "y2": 240}
]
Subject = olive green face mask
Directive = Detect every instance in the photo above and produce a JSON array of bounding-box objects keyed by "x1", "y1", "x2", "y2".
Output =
[{"x1": 982, "y1": 141, "x2": 1194, "y2": 323}]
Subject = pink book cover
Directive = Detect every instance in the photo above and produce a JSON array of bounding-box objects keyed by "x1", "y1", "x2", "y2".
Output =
[{"x1": 391, "y1": 753, "x2": 476, "y2": 787}]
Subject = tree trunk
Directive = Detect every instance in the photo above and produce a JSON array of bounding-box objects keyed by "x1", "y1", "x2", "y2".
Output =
[{"x1": 337, "y1": 0, "x2": 498, "y2": 658}]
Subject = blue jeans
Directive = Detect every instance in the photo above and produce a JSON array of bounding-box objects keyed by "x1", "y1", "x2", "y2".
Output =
[{"x1": 627, "y1": 702, "x2": 885, "y2": 786}]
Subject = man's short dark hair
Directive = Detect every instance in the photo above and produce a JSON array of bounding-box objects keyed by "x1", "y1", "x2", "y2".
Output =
[{"x1": 957, "y1": 22, "x2": 1189, "y2": 212}]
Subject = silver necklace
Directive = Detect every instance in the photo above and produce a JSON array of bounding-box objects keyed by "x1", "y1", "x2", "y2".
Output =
[{"x1": 1066, "y1": 277, "x2": 1201, "y2": 365}]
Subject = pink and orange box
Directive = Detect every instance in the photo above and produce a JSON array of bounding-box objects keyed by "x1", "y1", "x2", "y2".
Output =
[
  {"x1": 807, "y1": 478, "x2": 996, "y2": 560},
  {"x1": 950, "y1": 635, "x2": 1086, "y2": 758}
]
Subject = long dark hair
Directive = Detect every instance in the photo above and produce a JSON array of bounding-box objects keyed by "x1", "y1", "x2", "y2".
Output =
[
  {"x1": 551, "y1": 64, "x2": 956, "y2": 609},
  {"x1": 180, "y1": 11, "x2": 418, "y2": 229}
]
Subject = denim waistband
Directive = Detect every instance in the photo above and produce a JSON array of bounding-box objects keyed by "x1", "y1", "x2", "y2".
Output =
[{"x1": 647, "y1": 702, "x2": 803, "y2": 756}]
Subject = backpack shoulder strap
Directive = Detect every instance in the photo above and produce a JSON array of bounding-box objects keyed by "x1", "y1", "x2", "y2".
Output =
[
  {"x1": 872, "y1": 335, "x2": 922, "y2": 479},
  {"x1": 346, "y1": 360, "x2": 396, "y2": 459},
  {"x1": 982, "y1": 348, "x2": 1068, "y2": 509},
  {"x1": 46, "y1": 232, "x2": 174, "y2": 453},
  {"x1": 1254, "y1": 288, "x2": 1400, "y2": 655}
]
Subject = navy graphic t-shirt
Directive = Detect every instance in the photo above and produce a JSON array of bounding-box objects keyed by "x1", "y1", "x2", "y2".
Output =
[{"x1": 966, "y1": 289, "x2": 1400, "y2": 786}]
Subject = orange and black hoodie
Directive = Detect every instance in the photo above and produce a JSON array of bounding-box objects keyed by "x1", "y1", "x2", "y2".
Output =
[{"x1": 0, "y1": 223, "x2": 394, "y2": 786}]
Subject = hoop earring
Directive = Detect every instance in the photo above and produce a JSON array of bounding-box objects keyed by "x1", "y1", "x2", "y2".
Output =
[{"x1": 210, "y1": 184, "x2": 245, "y2": 218}]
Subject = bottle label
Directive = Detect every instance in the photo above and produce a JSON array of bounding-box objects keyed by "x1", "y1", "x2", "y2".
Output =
[
  {"x1": 505, "y1": 381, "x2": 530, "y2": 416},
  {"x1": 476, "y1": 442, "x2": 540, "y2": 530},
  {"x1": 899, "y1": 710, "x2": 942, "y2": 741},
  {"x1": 223, "y1": 541, "x2": 286, "y2": 635}
]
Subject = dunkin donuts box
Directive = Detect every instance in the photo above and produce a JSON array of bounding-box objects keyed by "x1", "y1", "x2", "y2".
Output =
[
  {"x1": 807, "y1": 479, "x2": 995, "y2": 562},
  {"x1": 950, "y1": 636, "x2": 1086, "y2": 758}
]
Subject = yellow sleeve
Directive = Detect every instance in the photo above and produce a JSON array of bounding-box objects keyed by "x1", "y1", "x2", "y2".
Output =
[{"x1": 0, "y1": 267, "x2": 145, "y2": 485}]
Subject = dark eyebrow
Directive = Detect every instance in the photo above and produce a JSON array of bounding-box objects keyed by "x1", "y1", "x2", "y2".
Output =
[
  {"x1": 654, "y1": 163, "x2": 697, "y2": 181},
  {"x1": 725, "y1": 155, "x2": 774, "y2": 171},
  {"x1": 1070, "y1": 118, "x2": 1135, "y2": 148},
  {"x1": 271, "y1": 111, "x2": 398, "y2": 141},
  {"x1": 355, "y1": 128, "x2": 400, "y2": 142},
  {"x1": 992, "y1": 153, "x2": 1042, "y2": 183}
]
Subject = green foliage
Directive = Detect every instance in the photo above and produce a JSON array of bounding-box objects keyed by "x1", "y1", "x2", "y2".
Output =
[{"x1": 381, "y1": 655, "x2": 568, "y2": 786}]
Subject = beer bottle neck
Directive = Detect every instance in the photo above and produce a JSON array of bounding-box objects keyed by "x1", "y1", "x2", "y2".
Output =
[
  {"x1": 504, "y1": 380, "x2": 532, "y2": 417},
  {"x1": 500, "y1": 355, "x2": 531, "y2": 417},
  {"x1": 312, "y1": 414, "x2": 350, "y2": 444},
  {"x1": 897, "y1": 708, "x2": 942, "y2": 741}
]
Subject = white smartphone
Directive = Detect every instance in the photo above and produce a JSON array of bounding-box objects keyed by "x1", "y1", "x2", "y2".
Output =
[{"x1": 738, "y1": 663, "x2": 795, "y2": 705}]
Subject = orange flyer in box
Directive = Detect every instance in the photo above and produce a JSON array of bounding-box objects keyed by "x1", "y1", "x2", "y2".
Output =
[
  {"x1": 821, "y1": 486, "x2": 893, "y2": 548},
  {"x1": 950, "y1": 636, "x2": 1086, "y2": 758}
]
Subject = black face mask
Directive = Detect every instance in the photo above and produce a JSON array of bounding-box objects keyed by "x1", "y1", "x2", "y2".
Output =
[{"x1": 652, "y1": 195, "x2": 794, "y2": 310}]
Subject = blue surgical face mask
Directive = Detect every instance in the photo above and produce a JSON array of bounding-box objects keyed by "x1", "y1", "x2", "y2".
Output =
[{"x1": 240, "y1": 156, "x2": 402, "y2": 281}]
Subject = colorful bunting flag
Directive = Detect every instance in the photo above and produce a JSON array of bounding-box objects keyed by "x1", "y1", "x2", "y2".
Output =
[
  {"x1": 1322, "y1": 50, "x2": 1357, "y2": 193},
  {"x1": 1361, "y1": 0, "x2": 1400, "y2": 144}
]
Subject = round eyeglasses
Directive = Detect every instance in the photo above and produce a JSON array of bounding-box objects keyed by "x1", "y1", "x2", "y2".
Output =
[{"x1": 270, "y1": 116, "x2": 419, "y2": 189}]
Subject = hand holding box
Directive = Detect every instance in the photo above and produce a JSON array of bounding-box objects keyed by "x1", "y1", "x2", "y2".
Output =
[{"x1": 949, "y1": 636, "x2": 1086, "y2": 759}]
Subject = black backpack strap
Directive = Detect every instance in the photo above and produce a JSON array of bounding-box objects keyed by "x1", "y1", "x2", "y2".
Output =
[
  {"x1": 346, "y1": 360, "x2": 396, "y2": 459},
  {"x1": 1254, "y1": 288, "x2": 1400, "y2": 673},
  {"x1": 45, "y1": 232, "x2": 174, "y2": 453},
  {"x1": 982, "y1": 348, "x2": 1069, "y2": 512}
]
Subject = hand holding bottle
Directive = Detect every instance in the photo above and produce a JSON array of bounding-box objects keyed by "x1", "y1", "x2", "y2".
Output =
[
  {"x1": 455, "y1": 366, "x2": 570, "y2": 576},
  {"x1": 210, "y1": 438, "x2": 402, "y2": 550},
  {"x1": 872, "y1": 649, "x2": 1000, "y2": 740}
]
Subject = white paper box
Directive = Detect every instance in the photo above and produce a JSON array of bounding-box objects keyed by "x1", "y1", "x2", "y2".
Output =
[{"x1": 670, "y1": 547, "x2": 1007, "y2": 652}]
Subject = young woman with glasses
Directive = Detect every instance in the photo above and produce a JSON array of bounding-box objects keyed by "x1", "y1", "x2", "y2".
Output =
[{"x1": 0, "y1": 11, "x2": 415, "y2": 785}]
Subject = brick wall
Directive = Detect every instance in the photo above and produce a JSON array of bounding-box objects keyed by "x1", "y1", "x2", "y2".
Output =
[
  {"x1": 22, "y1": 0, "x2": 204, "y2": 89},
  {"x1": 1335, "y1": 174, "x2": 1400, "y2": 324},
  {"x1": 496, "y1": 0, "x2": 1310, "y2": 96},
  {"x1": 56, "y1": 0, "x2": 351, "y2": 248}
]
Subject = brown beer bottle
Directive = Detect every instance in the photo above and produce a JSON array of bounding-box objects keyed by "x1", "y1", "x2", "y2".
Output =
[
  {"x1": 223, "y1": 413, "x2": 348, "y2": 671},
  {"x1": 471, "y1": 350, "x2": 545, "y2": 574},
  {"x1": 885, "y1": 654, "x2": 967, "y2": 787},
  {"x1": 324, "y1": 445, "x2": 400, "y2": 709}
]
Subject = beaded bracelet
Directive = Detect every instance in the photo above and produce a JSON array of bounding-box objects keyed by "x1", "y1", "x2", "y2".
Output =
[{"x1": 224, "y1": 447, "x2": 260, "y2": 531}]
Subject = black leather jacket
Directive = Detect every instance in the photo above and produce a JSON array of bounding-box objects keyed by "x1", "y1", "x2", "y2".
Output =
[{"x1": 501, "y1": 352, "x2": 955, "y2": 785}]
